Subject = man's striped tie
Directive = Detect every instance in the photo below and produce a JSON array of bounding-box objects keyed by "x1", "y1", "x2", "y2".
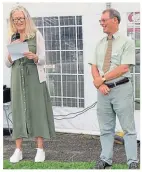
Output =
[{"x1": 103, "y1": 35, "x2": 113, "y2": 73}]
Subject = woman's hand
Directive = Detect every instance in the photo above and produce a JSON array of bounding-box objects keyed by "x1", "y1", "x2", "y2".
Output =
[
  {"x1": 24, "y1": 52, "x2": 38, "y2": 63},
  {"x1": 11, "y1": 39, "x2": 21, "y2": 44},
  {"x1": 8, "y1": 54, "x2": 13, "y2": 64}
]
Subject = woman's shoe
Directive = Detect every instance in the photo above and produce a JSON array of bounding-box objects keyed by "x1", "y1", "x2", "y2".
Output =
[
  {"x1": 35, "y1": 148, "x2": 45, "y2": 162},
  {"x1": 10, "y1": 148, "x2": 23, "y2": 163}
]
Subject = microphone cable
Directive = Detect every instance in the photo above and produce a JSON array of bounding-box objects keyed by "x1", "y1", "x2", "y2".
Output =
[{"x1": 54, "y1": 101, "x2": 97, "y2": 120}]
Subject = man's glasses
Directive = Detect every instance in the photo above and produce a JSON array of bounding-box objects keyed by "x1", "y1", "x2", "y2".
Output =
[
  {"x1": 13, "y1": 17, "x2": 25, "y2": 23},
  {"x1": 99, "y1": 18, "x2": 112, "y2": 24}
]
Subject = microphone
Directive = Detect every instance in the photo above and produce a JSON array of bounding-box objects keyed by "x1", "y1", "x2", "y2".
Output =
[{"x1": 11, "y1": 32, "x2": 20, "y2": 42}]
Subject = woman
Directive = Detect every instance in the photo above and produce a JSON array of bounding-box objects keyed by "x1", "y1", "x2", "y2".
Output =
[{"x1": 5, "y1": 5, "x2": 56, "y2": 163}]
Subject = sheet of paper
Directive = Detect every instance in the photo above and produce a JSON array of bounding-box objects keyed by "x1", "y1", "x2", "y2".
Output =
[{"x1": 7, "y1": 42, "x2": 29, "y2": 61}]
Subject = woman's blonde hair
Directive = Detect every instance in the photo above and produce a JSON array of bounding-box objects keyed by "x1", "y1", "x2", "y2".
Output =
[{"x1": 8, "y1": 5, "x2": 37, "y2": 39}]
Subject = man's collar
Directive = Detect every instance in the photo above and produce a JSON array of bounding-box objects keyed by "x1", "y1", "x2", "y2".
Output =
[
  {"x1": 106, "y1": 31, "x2": 120, "y2": 40},
  {"x1": 113, "y1": 31, "x2": 120, "y2": 39}
]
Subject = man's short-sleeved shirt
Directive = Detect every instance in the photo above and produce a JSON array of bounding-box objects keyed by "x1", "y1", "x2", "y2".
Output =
[{"x1": 89, "y1": 31, "x2": 135, "y2": 82}]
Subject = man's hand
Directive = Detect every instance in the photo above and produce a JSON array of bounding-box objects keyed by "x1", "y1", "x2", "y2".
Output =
[
  {"x1": 93, "y1": 76, "x2": 104, "y2": 88},
  {"x1": 98, "y1": 84, "x2": 110, "y2": 95}
]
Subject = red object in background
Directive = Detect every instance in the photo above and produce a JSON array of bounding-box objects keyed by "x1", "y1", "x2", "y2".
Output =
[
  {"x1": 127, "y1": 28, "x2": 140, "y2": 32},
  {"x1": 128, "y1": 12, "x2": 140, "y2": 23}
]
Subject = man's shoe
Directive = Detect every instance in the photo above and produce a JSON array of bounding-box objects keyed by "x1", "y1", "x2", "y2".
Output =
[
  {"x1": 129, "y1": 162, "x2": 139, "y2": 169},
  {"x1": 35, "y1": 148, "x2": 45, "y2": 162},
  {"x1": 95, "y1": 159, "x2": 112, "y2": 169},
  {"x1": 10, "y1": 148, "x2": 23, "y2": 163}
]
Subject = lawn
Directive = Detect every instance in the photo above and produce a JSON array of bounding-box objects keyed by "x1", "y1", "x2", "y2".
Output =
[{"x1": 4, "y1": 160, "x2": 128, "y2": 169}]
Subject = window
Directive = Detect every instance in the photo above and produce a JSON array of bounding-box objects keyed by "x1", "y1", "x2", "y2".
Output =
[
  {"x1": 33, "y1": 16, "x2": 84, "y2": 108},
  {"x1": 127, "y1": 12, "x2": 140, "y2": 110}
]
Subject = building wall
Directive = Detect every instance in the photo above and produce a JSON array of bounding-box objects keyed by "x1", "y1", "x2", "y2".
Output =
[{"x1": 3, "y1": 2, "x2": 140, "y2": 139}]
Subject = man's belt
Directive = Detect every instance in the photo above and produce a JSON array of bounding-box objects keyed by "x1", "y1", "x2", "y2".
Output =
[{"x1": 105, "y1": 77, "x2": 129, "y2": 88}]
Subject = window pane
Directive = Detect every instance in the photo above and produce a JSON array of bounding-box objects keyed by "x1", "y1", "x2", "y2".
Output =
[
  {"x1": 130, "y1": 65, "x2": 134, "y2": 73},
  {"x1": 62, "y1": 75, "x2": 77, "y2": 97},
  {"x1": 45, "y1": 40, "x2": 60, "y2": 50},
  {"x1": 61, "y1": 27, "x2": 76, "y2": 50},
  {"x1": 135, "y1": 49, "x2": 140, "y2": 73},
  {"x1": 78, "y1": 75, "x2": 84, "y2": 98},
  {"x1": 32, "y1": 17, "x2": 43, "y2": 27},
  {"x1": 79, "y1": 99, "x2": 84, "y2": 108},
  {"x1": 77, "y1": 27, "x2": 83, "y2": 50},
  {"x1": 77, "y1": 27, "x2": 82, "y2": 39},
  {"x1": 61, "y1": 51, "x2": 77, "y2": 74},
  {"x1": 78, "y1": 51, "x2": 84, "y2": 74},
  {"x1": 135, "y1": 74, "x2": 140, "y2": 98},
  {"x1": 135, "y1": 28, "x2": 140, "y2": 47},
  {"x1": 44, "y1": 27, "x2": 60, "y2": 50},
  {"x1": 135, "y1": 99, "x2": 140, "y2": 110},
  {"x1": 48, "y1": 75, "x2": 61, "y2": 96},
  {"x1": 44, "y1": 17, "x2": 59, "y2": 26},
  {"x1": 44, "y1": 27, "x2": 59, "y2": 41},
  {"x1": 77, "y1": 40, "x2": 83, "y2": 50},
  {"x1": 76, "y1": 16, "x2": 82, "y2": 25},
  {"x1": 51, "y1": 97, "x2": 62, "y2": 106},
  {"x1": 60, "y1": 16, "x2": 75, "y2": 26},
  {"x1": 46, "y1": 51, "x2": 61, "y2": 73},
  {"x1": 63, "y1": 98, "x2": 77, "y2": 107}
]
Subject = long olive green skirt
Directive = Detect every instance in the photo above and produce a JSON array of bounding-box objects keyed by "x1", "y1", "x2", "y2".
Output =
[{"x1": 11, "y1": 59, "x2": 56, "y2": 140}]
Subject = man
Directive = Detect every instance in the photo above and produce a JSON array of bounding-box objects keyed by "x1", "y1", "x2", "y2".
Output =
[{"x1": 89, "y1": 8, "x2": 139, "y2": 169}]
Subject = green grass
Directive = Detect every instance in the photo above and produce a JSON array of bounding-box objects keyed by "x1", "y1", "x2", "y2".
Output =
[{"x1": 4, "y1": 160, "x2": 128, "y2": 169}]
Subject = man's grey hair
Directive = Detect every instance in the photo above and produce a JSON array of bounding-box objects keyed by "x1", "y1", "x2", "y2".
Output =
[{"x1": 102, "y1": 8, "x2": 121, "y2": 24}]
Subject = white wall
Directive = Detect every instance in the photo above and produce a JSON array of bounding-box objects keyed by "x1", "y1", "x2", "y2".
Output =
[{"x1": 3, "y1": 2, "x2": 140, "y2": 139}]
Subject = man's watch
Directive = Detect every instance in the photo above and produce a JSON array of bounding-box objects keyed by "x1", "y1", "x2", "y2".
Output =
[{"x1": 102, "y1": 75, "x2": 106, "y2": 82}]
